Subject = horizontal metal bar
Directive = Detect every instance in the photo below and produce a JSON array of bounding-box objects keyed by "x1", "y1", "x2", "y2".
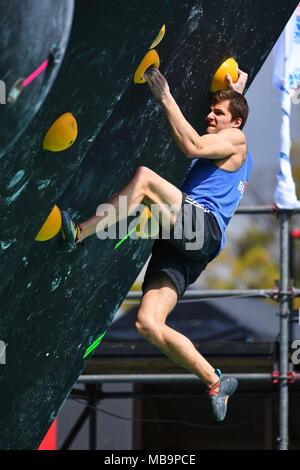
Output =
[
  {"x1": 125, "y1": 288, "x2": 300, "y2": 301},
  {"x1": 236, "y1": 206, "x2": 300, "y2": 214},
  {"x1": 71, "y1": 390, "x2": 300, "y2": 401},
  {"x1": 77, "y1": 373, "x2": 283, "y2": 384}
]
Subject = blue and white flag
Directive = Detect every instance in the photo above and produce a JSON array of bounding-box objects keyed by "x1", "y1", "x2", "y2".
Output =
[{"x1": 273, "y1": 3, "x2": 300, "y2": 209}]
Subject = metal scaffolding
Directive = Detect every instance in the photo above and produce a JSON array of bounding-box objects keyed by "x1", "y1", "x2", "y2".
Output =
[{"x1": 72, "y1": 205, "x2": 300, "y2": 451}]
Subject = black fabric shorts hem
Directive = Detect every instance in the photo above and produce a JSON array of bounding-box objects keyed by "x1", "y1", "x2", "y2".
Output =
[{"x1": 142, "y1": 192, "x2": 222, "y2": 300}]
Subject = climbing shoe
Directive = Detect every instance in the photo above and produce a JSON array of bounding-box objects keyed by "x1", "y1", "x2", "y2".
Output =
[
  {"x1": 208, "y1": 370, "x2": 238, "y2": 422},
  {"x1": 60, "y1": 211, "x2": 81, "y2": 252}
]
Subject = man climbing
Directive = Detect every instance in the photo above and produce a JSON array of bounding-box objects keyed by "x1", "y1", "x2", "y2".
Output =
[{"x1": 61, "y1": 67, "x2": 251, "y2": 422}]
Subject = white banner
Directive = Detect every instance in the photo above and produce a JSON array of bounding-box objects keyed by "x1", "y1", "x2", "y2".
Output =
[{"x1": 273, "y1": 3, "x2": 300, "y2": 209}]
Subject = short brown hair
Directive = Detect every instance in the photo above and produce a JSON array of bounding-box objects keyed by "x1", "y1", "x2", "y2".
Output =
[{"x1": 209, "y1": 90, "x2": 249, "y2": 130}]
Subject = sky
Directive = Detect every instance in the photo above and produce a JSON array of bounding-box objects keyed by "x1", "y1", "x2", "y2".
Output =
[
  {"x1": 243, "y1": 41, "x2": 300, "y2": 208},
  {"x1": 243, "y1": 50, "x2": 283, "y2": 206}
]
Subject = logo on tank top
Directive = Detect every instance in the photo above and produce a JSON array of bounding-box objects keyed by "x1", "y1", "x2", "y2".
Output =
[
  {"x1": 238, "y1": 180, "x2": 245, "y2": 195},
  {"x1": 232, "y1": 180, "x2": 248, "y2": 217}
]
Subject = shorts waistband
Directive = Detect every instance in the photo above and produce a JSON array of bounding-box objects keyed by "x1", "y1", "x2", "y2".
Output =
[{"x1": 184, "y1": 195, "x2": 211, "y2": 213}]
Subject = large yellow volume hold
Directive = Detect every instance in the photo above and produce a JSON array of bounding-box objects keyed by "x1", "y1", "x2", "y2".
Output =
[
  {"x1": 35, "y1": 205, "x2": 62, "y2": 241},
  {"x1": 210, "y1": 58, "x2": 238, "y2": 93},
  {"x1": 133, "y1": 50, "x2": 160, "y2": 84},
  {"x1": 43, "y1": 112, "x2": 78, "y2": 151}
]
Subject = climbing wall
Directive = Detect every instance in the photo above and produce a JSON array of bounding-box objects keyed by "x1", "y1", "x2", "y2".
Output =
[{"x1": 0, "y1": 0, "x2": 297, "y2": 449}]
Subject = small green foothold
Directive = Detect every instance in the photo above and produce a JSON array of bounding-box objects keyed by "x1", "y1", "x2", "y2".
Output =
[{"x1": 83, "y1": 331, "x2": 107, "y2": 359}]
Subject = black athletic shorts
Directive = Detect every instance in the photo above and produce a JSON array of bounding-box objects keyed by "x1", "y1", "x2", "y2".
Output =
[{"x1": 142, "y1": 192, "x2": 222, "y2": 299}]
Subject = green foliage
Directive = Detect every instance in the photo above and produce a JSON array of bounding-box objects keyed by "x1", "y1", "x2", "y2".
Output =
[
  {"x1": 236, "y1": 227, "x2": 274, "y2": 258},
  {"x1": 206, "y1": 226, "x2": 279, "y2": 290}
]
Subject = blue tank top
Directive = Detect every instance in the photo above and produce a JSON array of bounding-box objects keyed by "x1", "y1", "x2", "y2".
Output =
[{"x1": 181, "y1": 149, "x2": 253, "y2": 256}]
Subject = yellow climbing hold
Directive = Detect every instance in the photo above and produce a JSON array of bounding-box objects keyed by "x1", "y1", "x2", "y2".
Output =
[
  {"x1": 134, "y1": 49, "x2": 160, "y2": 84},
  {"x1": 149, "y1": 25, "x2": 165, "y2": 49},
  {"x1": 211, "y1": 58, "x2": 238, "y2": 93},
  {"x1": 43, "y1": 112, "x2": 78, "y2": 152},
  {"x1": 35, "y1": 205, "x2": 62, "y2": 241},
  {"x1": 136, "y1": 206, "x2": 160, "y2": 239}
]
